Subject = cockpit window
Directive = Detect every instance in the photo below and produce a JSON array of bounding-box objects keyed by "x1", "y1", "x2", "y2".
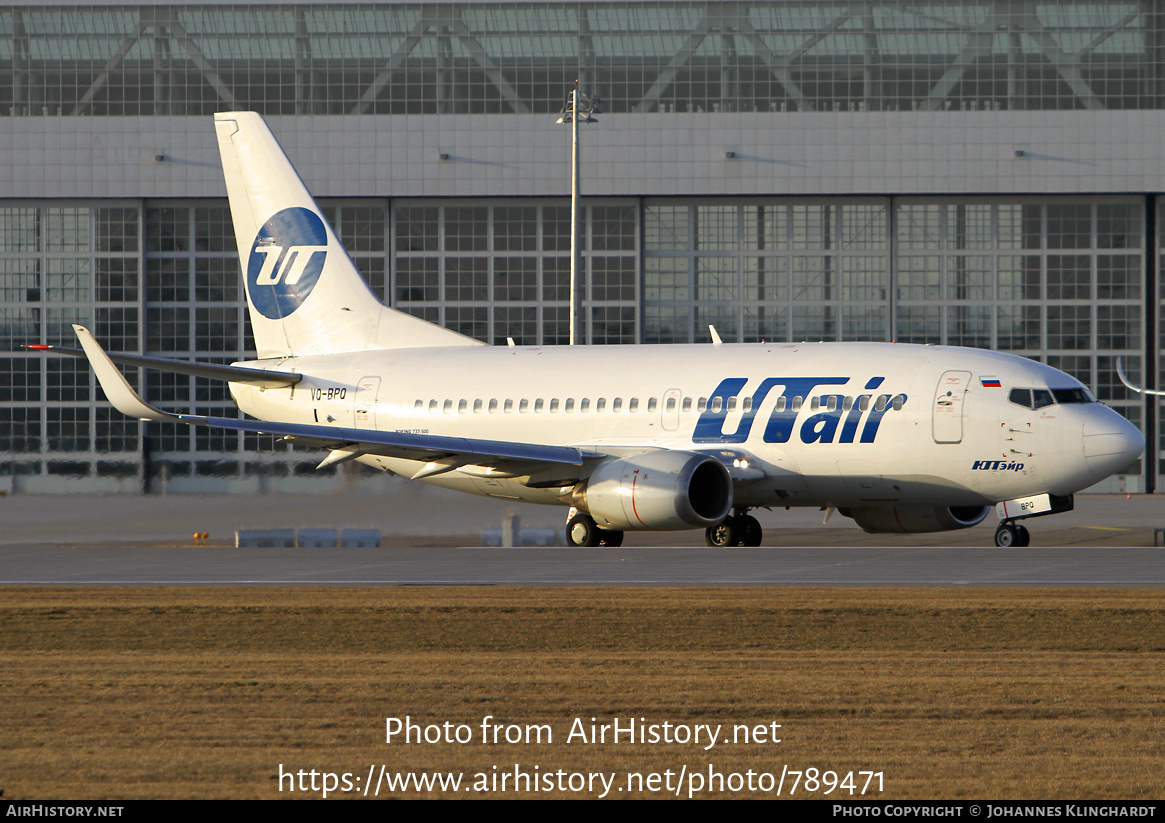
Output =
[
  {"x1": 1008, "y1": 388, "x2": 1031, "y2": 408},
  {"x1": 1051, "y1": 388, "x2": 1096, "y2": 404},
  {"x1": 1009, "y1": 386, "x2": 1096, "y2": 410}
]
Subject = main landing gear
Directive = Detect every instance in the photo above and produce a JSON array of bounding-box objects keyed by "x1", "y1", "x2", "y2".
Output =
[
  {"x1": 705, "y1": 510, "x2": 763, "y2": 548},
  {"x1": 565, "y1": 511, "x2": 623, "y2": 548}
]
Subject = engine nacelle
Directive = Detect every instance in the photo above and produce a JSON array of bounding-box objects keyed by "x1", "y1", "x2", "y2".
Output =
[
  {"x1": 842, "y1": 505, "x2": 991, "y2": 534},
  {"x1": 580, "y1": 451, "x2": 733, "y2": 531}
]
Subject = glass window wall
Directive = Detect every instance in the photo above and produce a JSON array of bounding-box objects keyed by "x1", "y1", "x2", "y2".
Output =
[
  {"x1": 3, "y1": 2, "x2": 1163, "y2": 117},
  {"x1": 0, "y1": 192, "x2": 1153, "y2": 493}
]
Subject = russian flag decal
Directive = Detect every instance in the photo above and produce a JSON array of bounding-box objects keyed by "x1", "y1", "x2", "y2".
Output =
[{"x1": 980, "y1": 376, "x2": 1001, "y2": 388}]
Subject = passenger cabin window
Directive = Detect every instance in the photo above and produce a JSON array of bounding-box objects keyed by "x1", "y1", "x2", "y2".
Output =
[
  {"x1": 648, "y1": 397, "x2": 658, "y2": 412},
  {"x1": 428, "y1": 399, "x2": 438, "y2": 413},
  {"x1": 727, "y1": 397, "x2": 737, "y2": 411},
  {"x1": 892, "y1": 395, "x2": 905, "y2": 411},
  {"x1": 711, "y1": 397, "x2": 723, "y2": 413},
  {"x1": 414, "y1": 399, "x2": 423, "y2": 410},
  {"x1": 698, "y1": 398, "x2": 708, "y2": 412},
  {"x1": 682, "y1": 397, "x2": 692, "y2": 412},
  {"x1": 666, "y1": 397, "x2": 677, "y2": 412},
  {"x1": 549, "y1": 398, "x2": 559, "y2": 412},
  {"x1": 596, "y1": 398, "x2": 606, "y2": 412},
  {"x1": 580, "y1": 398, "x2": 590, "y2": 412},
  {"x1": 629, "y1": 398, "x2": 639, "y2": 412},
  {"x1": 504, "y1": 399, "x2": 514, "y2": 413},
  {"x1": 534, "y1": 398, "x2": 544, "y2": 412},
  {"x1": 458, "y1": 399, "x2": 467, "y2": 413},
  {"x1": 613, "y1": 397, "x2": 623, "y2": 412},
  {"x1": 443, "y1": 399, "x2": 453, "y2": 413},
  {"x1": 489, "y1": 399, "x2": 498, "y2": 413},
  {"x1": 473, "y1": 399, "x2": 482, "y2": 413}
]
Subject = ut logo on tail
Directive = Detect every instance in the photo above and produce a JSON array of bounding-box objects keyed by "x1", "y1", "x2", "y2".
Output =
[
  {"x1": 252, "y1": 243, "x2": 327, "y2": 286},
  {"x1": 247, "y1": 207, "x2": 328, "y2": 319}
]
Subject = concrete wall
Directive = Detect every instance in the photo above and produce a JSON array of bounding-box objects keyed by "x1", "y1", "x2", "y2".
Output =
[{"x1": 4, "y1": 110, "x2": 1163, "y2": 201}]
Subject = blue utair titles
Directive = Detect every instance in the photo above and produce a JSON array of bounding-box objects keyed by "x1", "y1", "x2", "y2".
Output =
[{"x1": 692, "y1": 376, "x2": 908, "y2": 445}]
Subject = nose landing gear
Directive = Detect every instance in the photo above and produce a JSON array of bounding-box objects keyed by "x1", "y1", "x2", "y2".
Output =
[
  {"x1": 992, "y1": 493, "x2": 1074, "y2": 547},
  {"x1": 994, "y1": 522, "x2": 1031, "y2": 547}
]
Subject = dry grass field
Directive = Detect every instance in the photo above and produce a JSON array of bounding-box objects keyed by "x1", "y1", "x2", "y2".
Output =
[{"x1": 1, "y1": 586, "x2": 1163, "y2": 799}]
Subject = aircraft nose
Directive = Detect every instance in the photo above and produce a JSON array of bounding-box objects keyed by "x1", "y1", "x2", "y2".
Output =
[{"x1": 1082, "y1": 407, "x2": 1144, "y2": 479}]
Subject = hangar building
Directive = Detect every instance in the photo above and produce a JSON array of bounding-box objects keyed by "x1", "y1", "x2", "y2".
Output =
[{"x1": 1, "y1": 0, "x2": 1161, "y2": 494}]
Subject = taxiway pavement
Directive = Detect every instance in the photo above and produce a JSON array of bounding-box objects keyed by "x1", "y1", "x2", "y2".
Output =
[{"x1": 2, "y1": 484, "x2": 1163, "y2": 586}]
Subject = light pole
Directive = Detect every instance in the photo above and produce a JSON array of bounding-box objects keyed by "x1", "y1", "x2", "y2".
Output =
[{"x1": 556, "y1": 80, "x2": 599, "y2": 345}]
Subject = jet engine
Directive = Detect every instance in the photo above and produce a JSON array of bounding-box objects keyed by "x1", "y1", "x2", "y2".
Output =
[
  {"x1": 841, "y1": 505, "x2": 991, "y2": 534},
  {"x1": 579, "y1": 451, "x2": 733, "y2": 531}
]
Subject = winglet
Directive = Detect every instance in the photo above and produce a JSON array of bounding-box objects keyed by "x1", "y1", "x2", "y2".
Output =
[
  {"x1": 72, "y1": 325, "x2": 179, "y2": 422},
  {"x1": 709, "y1": 325, "x2": 723, "y2": 346},
  {"x1": 1116, "y1": 356, "x2": 1165, "y2": 397}
]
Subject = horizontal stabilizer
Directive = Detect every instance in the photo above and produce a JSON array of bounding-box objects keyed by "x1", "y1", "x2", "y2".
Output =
[
  {"x1": 22, "y1": 341, "x2": 300, "y2": 388},
  {"x1": 56, "y1": 326, "x2": 592, "y2": 475}
]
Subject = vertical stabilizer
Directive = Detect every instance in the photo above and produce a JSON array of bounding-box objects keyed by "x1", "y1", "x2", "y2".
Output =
[{"x1": 214, "y1": 111, "x2": 481, "y2": 358}]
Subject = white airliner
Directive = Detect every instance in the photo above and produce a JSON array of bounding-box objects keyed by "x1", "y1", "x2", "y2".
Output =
[{"x1": 30, "y1": 112, "x2": 1144, "y2": 548}]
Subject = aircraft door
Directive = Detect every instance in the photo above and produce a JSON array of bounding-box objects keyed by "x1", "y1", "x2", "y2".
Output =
[
  {"x1": 932, "y1": 370, "x2": 972, "y2": 444},
  {"x1": 355, "y1": 376, "x2": 381, "y2": 430},
  {"x1": 662, "y1": 388, "x2": 681, "y2": 431}
]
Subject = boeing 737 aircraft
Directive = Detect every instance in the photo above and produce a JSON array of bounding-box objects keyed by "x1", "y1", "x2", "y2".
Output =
[{"x1": 28, "y1": 112, "x2": 1144, "y2": 548}]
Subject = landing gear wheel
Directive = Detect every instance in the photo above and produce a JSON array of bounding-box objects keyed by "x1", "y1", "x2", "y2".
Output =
[
  {"x1": 994, "y1": 523, "x2": 1028, "y2": 548},
  {"x1": 706, "y1": 518, "x2": 739, "y2": 548},
  {"x1": 567, "y1": 513, "x2": 601, "y2": 547},
  {"x1": 738, "y1": 514, "x2": 763, "y2": 547},
  {"x1": 597, "y1": 528, "x2": 624, "y2": 548}
]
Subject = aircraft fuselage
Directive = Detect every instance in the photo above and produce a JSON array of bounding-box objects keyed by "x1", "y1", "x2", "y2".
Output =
[{"x1": 230, "y1": 341, "x2": 1139, "y2": 514}]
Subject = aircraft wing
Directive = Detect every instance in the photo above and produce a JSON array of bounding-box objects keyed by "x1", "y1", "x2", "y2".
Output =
[
  {"x1": 47, "y1": 324, "x2": 593, "y2": 478},
  {"x1": 179, "y1": 414, "x2": 591, "y2": 475}
]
